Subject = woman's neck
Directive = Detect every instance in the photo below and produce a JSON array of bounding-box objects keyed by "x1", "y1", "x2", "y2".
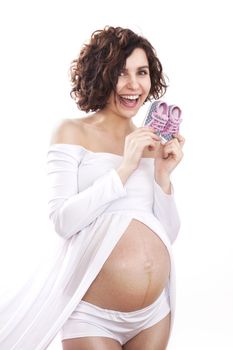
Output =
[{"x1": 92, "y1": 110, "x2": 137, "y2": 139}]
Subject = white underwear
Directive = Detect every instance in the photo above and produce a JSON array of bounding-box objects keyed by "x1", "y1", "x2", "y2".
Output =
[{"x1": 60, "y1": 285, "x2": 170, "y2": 345}]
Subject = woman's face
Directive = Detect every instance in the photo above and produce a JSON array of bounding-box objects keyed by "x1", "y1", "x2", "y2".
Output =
[{"x1": 106, "y1": 48, "x2": 151, "y2": 119}]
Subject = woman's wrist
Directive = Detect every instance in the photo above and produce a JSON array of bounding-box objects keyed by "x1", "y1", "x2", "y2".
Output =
[
  {"x1": 154, "y1": 170, "x2": 171, "y2": 194},
  {"x1": 116, "y1": 164, "x2": 134, "y2": 185}
]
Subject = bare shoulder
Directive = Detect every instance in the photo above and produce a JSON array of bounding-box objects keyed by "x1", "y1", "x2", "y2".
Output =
[{"x1": 50, "y1": 118, "x2": 86, "y2": 146}]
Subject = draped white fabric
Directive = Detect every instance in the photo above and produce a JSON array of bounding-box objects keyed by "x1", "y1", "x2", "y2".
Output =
[{"x1": 0, "y1": 144, "x2": 180, "y2": 349}]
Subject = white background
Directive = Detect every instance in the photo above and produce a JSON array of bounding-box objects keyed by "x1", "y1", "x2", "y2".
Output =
[{"x1": 0, "y1": 0, "x2": 233, "y2": 349}]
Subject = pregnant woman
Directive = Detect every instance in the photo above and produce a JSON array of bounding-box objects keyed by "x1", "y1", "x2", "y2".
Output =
[
  {"x1": 48, "y1": 26, "x2": 184, "y2": 350},
  {"x1": 0, "y1": 25, "x2": 184, "y2": 350},
  {"x1": 0, "y1": 27, "x2": 184, "y2": 350}
]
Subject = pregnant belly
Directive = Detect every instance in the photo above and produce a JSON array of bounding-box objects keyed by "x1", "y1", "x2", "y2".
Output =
[{"x1": 82, "y1": 219, "x2": 171, "y2": 312}]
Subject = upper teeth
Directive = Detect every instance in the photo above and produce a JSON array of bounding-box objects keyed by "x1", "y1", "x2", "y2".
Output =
[{"x1": 122, "y1": 95, "x2": 139, "y2": 100}]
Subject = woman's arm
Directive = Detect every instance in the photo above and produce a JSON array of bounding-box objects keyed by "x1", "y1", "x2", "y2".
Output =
[
  {"x1": 47, "y1": 121, "x2": 127, "y2": 239},
  {"x1": 153, "y1": 180, "x2": 181, "y2": 244},
  {"x1": 47, "y1": 145, "x2": 127, "y2": 239},
  {"x1": 153, "y1": 135, "x2": 185, "y2": 243}
]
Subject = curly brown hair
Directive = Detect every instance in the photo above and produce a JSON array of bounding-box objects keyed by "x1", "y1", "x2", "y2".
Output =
[{"x1": 70, "y1": 26, "x2": 168, "y2": 112}]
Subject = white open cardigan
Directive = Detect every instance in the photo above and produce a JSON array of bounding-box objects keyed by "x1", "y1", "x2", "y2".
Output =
[{"x1": 0, "y1": 143, "x2": 180, "y2": 350}]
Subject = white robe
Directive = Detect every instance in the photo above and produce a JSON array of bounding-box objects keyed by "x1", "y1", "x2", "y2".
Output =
[{"x1": 0, "y1": 143, "x2": 180, "y2": 350}]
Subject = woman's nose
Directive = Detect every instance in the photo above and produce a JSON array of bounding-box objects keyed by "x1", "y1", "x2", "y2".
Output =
[{"x1": 126, "y1": 75, "x2": 140, "y2": 89}]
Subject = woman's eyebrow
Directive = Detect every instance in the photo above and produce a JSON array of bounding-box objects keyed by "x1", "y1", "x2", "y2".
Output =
[
  {"x1": 137, "y1": 65, "x2": 149, "y2": 69},
  {"x1": 122, "y1": 65, "x2": 149, "y2": 71}
]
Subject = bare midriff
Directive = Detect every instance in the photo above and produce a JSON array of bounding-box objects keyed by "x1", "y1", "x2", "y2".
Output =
[{"x1": 82, "y1": 219, "x2": 170, "y2": 312}]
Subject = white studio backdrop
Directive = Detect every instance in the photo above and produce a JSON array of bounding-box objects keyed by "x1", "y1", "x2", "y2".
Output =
[{"x1": 0, "y1": 0, "x2": 232, "y2": 349}]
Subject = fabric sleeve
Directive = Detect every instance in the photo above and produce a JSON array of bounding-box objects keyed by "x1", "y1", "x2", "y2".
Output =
[
  {"x1": 47, "y1": 144, "x2": 127, "y2": 239},
  {"x1": 153, "y1": 180, "x2": 181, "y2": 244}
]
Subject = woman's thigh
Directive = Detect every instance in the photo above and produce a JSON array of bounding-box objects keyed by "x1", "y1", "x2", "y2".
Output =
[
  {"x1": 62, "y1": 336, "x2": 123, "y2": 350},
  {"x1": 123, "y1": 312, "x2": 171, "y2": 350}
]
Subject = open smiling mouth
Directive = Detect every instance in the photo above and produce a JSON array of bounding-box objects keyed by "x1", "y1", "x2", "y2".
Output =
[{"x1": 118, "y1": 95, "x2": 140, "y2": 108}]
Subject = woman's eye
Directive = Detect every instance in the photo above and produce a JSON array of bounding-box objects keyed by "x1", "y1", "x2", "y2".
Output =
[{"x1": 139, "y1": 70, "x2": 148, "y2": 75}]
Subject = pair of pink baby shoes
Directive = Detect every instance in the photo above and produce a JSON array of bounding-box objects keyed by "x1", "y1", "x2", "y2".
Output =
[{"x1": 143, "y1": 100, "x2": 182, "y2": 143}]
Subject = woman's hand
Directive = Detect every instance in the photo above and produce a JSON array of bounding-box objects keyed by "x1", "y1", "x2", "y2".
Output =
[
  {"x1": 117, "y1": 127, "x2": 161, "y2": 184},
  {"x1": 155, "y1": 134, "x2": 185, "y2": 193},
  {"x1": 122, "y1": 127, "x2": 161, "y2": 169}
]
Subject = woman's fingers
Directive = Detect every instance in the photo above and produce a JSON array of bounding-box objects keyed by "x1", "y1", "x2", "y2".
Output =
[
  {"x1": 173, "y1": 133, "x2": 185, "y2": 148},
  {"x1": 163, "y1": 138, "x2": 184, "y2": 161},
  {"x1": 127, "y1": 127, "x2": 162, "y2": 142},
  {"x1": 137, "y1": 136, "x2": 160, "y2": 150}
]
